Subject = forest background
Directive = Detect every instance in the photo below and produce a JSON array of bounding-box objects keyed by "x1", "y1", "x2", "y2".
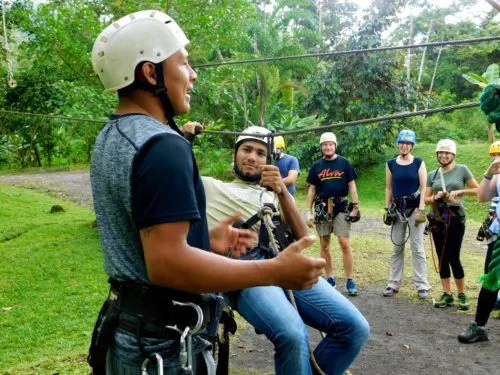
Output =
[{"x1": 0, "y1": 0, "x2": 499, "y2": 175}]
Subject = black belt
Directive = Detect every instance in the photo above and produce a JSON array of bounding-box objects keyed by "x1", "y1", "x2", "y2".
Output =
[{"x1": 118, "y1": 316, "x2": 181, "y2": 340}]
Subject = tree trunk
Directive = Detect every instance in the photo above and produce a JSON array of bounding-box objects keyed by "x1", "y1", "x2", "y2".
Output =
[
  {"x1": 425, "y1": 45, "x2": 443, "y2": 110},
  {"x1": 488, "y1": 123, "x2": 495, "y2": 142},
  {"x1": 417, "y1": 20, "x2": 433, "y2": 84},
  {"x1": 406, "y1": 8, "x2": 415, "y2": 110}
]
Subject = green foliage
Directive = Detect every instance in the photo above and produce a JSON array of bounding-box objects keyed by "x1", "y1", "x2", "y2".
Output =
[{"x1": 0, "y1": 184, "x2": 104, "y2": 373}]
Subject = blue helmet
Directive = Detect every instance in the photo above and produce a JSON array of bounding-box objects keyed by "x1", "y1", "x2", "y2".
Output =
[{"x1": 397, "y1": 129, "x2": 416, "y2": 145}]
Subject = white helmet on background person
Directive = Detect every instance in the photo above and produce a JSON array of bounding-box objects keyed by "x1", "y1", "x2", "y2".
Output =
[
  {"x1": 91, "y1": 10, "x2": 189, "y2": 92},
  {"x1": 320, "y1": 132, "x2": 337, "y2": 145},
  {"x1": 234, "y1": 126, "x2": 272, "y2": 150},
  {"x1": 436, "y1": 139, "x2": 456, "y2": 155}
]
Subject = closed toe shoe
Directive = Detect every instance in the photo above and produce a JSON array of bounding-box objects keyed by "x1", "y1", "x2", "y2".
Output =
[
  {"x1": 457, "y1": 292, "x2": 470, "y2": 311},
  {"x1": 417, "y1": 289, "x2": 429, "y2": 299},
  {"x1": 458, "y1": 321, "x2": 488, "y2": 343},
  {"x1": 326, "y1": 277, "x2": 336, "y2": 288},
  {"x1": 346, "y1": 279, "x2": 359, "y2": 296},
  {"x1": 434, "y1": 292, "x2": 454, "y2": 308},
  {"x1": 383, "y1": 287, "x2": 398, "y2": 297}
]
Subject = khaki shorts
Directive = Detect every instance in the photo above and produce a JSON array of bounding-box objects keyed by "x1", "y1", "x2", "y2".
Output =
[{"x1": 315, "y1": 212, "x2": 351, "y2": 237}]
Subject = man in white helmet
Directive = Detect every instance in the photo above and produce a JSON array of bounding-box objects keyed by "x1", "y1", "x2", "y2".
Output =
[
  {"x1": 306, "y1": 132, "x2": 361, "y2": 296},
  {"x1": 88, "y1": 11, "x2": 324, "y2": 374},
  {"x1": 202, "y1": 126, "x2": 369, "y2": 375}
]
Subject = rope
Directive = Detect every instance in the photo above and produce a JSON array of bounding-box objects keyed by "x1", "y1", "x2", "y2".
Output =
[
  {"x1": 0, "y1": 101, "x2": 480, "y2": 137},
  {"x1": 194, "y1": 36, "x2": 500, "y2": 68},
  {"x1": 1, "y1": 0, "x2": 16, "y2": 88}
]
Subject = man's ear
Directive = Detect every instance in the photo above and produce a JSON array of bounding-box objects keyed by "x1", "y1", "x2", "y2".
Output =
[{"x1": 138, "y1": 62, "x2": 158, "y2": 86}]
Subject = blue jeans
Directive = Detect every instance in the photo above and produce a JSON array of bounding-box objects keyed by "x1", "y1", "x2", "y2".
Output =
[
  {"x1": 236, "y1": 277, "x2": 370, "y2": 375},
  {"x1": 105, "y1": 327, "x2": 215, "y2": 374}
]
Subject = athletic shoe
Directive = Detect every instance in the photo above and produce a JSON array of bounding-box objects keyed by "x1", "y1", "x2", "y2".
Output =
[
  {"x1": 346, "y1": 279, "x2": 359, "y2": 296},
  {"x1": 457, "y1": 292, "x2": 471, "y2": 310},
  {"x1": 458, "y1": 321, "x2": 488, "y2": 343},
  {"x1": 383, "y1": 287, "x2": 398, "y2": 297},
  {"x1": 434, "y1": 292, "x2": 454, "y2": 308},
  {"x1": 326, "y1": 277, "x2": 336, "y2": 288},
  {"x1": 417, "y1": 289, "x2": 429, "y2": 299},
  {"x1": 493, "y1": 297, "x2": 500, "y2": 311}
]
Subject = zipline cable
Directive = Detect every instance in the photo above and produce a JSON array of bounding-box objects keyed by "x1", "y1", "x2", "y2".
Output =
[
  {"x1": 193, "y1": 36, "x2": 500, "y2": 68},
  {"x1": 0, "y1": 102, "x2": 480, "y2": 137}
]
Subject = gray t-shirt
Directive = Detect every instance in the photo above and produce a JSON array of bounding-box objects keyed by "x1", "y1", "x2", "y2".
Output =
[{"x1": 426, "y1": 164, "x2": 474, "y2": 215}]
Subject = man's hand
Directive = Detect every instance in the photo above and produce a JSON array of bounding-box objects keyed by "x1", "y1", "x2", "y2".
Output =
[
  {"x1": 209, "y1": 213, "x2": 257, "y2": 258},
  {"x1": 273, "y1": 236, "x2": 325, "y2": 290},
  {"x1": 260, "y1": 165, "x2": 285, "y2": 194},
  {"x1": 181, "y1": 121, "x2": 203, "y2": 135},
  {"x1": 305, "y1": 211, "x2": 314, "y2": 228}
]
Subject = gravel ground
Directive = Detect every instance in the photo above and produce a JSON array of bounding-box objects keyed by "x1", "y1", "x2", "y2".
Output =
[{"x1": 1, "y1": 171, "x2": 499, "y2": 375}]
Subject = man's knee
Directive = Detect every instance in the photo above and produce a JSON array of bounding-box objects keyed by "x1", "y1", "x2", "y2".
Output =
[
  {"x1": 338, "y1": 236, "x2": 351, "y2": 251},
  {"x1": 271, "y1": 321, "x2": 309, "y2": 350}
]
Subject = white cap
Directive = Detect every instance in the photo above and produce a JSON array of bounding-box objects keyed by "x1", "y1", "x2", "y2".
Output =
[
  {"x1": 320, "y1": 132, "x2": 337, "y2": 145},
  {"x1": 234, "y1": 126, "x2": 272, "y2": 149},
  {"x1": 436, "y1": 139, "x2": 456, "y2": 155},
  {"x1": 92, "y1": 10, "x2": 189, "y2": 92}
]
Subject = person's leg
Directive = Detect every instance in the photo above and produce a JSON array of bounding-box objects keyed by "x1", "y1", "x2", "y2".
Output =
[
  {"x1": 432, "y1": 226, "x2": 452, "y2": 291},
  {"x1": 319, "y1": 233, "x2": 333, "y2": 278},
  {"x1": 407, "y1": 211, "x2": 430, "y2": 292},
  {"x1": 475, "y1": 242, "x2": 499, "y2": 326},
  {"x1": 237, "y1": 286, "x2": 311, "y2": 375},
  {"x1": 387, "y1": 218, "x2": 407, "y2": 291},
  {"x1": 338, "y1": 236, "x2": 353, "y2": 279},
  {"x1": 447, "y1": 217, "x2": 466, "y2": 291},
  {"x1": 293, "y1": 278, "x2": 370, "y2": 374}
]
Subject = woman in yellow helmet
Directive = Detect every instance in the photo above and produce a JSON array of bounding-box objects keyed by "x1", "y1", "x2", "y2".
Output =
[
  {"x1": 274, "y1": 136, "x2": 300, "y2": 196},
  {"x1": 458, "y1": 141, "x2": 500, "y2": 343}
]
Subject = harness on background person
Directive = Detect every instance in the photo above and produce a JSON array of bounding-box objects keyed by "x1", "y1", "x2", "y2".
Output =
[
  {"x1": 384, "y1": 191, "x2": 420, "y2": 246},
  {"x1": 88, "y1": 279, "x2": 223, "y2": 375},
  {"x1": 313, "y1": 196, "x2": 348, "y2": 223}
]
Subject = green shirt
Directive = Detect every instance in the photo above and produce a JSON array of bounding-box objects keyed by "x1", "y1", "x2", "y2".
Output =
[{"x1": 426, "y1": 164, "x2": 474, "y2": 216}]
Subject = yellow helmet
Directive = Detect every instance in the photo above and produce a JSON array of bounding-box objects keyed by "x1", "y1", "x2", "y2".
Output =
[
  {"x1": 275, "y1": 136, "x2": 285, "y2": 149},
  {"x1": 489, "y1": 141, "x2": 500, "y2": 156}
]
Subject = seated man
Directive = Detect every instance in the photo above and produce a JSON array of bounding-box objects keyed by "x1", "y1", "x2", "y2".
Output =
[{"x1": 203, "y1": 126, "x2": 370, "y2": 375}]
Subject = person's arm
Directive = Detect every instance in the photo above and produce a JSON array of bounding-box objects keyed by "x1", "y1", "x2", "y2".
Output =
[
  {"x1": 478, "y1": 159, "x2": 500, "y2": 202},
  {"x1": 307, "y1": 184, "x2": 316, "y2": 212},
  {"x1": 260, "y1": 165, "x2": 307, "y2": 239},
  {"x1": 140, "y1": 223, "x2": 322, "y2": 293},
  {"x1": 424, "y1": 186, "x2": 434, "y2": 205},
  {"x1": 282, "y1": 170, "x2": 299, "y2": 187},
  {"x1": 417, "y1": 161, "x2": 427, "y2": 210},
  {"x1": 448, "y1": 177, "x2": 479, "y2": 200},
  {"x1": 385, "y1": 163, "x2": 392, "y2": 208},
  {"x1": 348, "y1": 180, "x2": 359, "y2": 214}
]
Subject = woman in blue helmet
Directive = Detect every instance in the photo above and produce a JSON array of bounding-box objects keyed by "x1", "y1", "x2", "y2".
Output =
[{"x1": 383, "y1": 129, "x2": 431, "y2": 298}]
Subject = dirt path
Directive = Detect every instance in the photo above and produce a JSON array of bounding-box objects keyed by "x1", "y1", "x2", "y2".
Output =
[{"x1": 1, "y1": 171, "x2": 499, "y2": 375}]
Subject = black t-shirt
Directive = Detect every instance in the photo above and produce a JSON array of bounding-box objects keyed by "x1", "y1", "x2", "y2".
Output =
[
  {"x1": 307, "y1": 156, "x2": 358, "y2": 198},
  {"x1": 131, "y1": 133, "x2": 210, "y2": 251}
]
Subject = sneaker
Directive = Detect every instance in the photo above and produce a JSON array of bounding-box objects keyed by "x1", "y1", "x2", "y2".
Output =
[
  {"x1": 417, "y1": 289, "x2": 429, "y2": 299},
  {"x1": 383, "y1": 287, "x2": 398, "y2": 297},
  {"x1": 346, "y1": 279, "x2": 358, "y2": 296},
  {"x1": 457, "y1": 292, "x2": 470, "y2": 311},
  {"x1": 326, "y1": 277, "x2": 336, "y2": 288},
  {"x1": 434, "y1": 292, "x2": 454, "y2": 308},
  {"x1": 458, "y1": 321, "x2": 488, "y2": 343}
]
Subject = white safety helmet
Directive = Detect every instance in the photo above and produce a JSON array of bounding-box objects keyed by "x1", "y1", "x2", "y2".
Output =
[
  {"x1": 235, "y1": 126, "x2": 272, "y2": 150},
  {"x1": 320, "y1": 132, "x2": 337, "y2": 145},
  {"x1": 435, "y1": 139, "x2": 456, "y2": 155},
  {"x1": 91, "y1": 10, "x2": 189, "y2": 92}
]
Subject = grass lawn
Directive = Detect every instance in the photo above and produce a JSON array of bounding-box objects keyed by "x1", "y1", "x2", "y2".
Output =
[{"x1": 0, "y1": 141, "x2": 496, "y2": 373}]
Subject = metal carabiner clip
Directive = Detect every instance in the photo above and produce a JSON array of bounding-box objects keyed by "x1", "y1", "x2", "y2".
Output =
[{"x1": 141, "y1": 352, "x2": 164, "y2": 375}]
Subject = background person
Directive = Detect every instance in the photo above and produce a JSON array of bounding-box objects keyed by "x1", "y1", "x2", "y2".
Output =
[
  {"x1": 424, "y1": 139, "x2": 479, "y2": 310},
  {"x1": 458, "y1": 141, "x2": 500, "y2": 343},
  {"x1": 383, "y1": 129, "x2": 430, "y2": 298},
  {"x1": 306, "y1": 132, "x2": 360, "y2": 296},
  {"x1": 89, "y1": 10, "x2": 324, "y2": 374},
  {"x1": 274, "y1": 135, "x2": 300, "y2": 196},
  {"x1": 203, "y1": 126, "x2": 370, "y2": 375}
]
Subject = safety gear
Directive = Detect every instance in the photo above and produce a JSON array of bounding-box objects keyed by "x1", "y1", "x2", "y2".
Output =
[
  {"x1": 435, "y1": 139, "x2": 456, "y2": 155},
  {"x1": 234, "y1": 126, "x2": 272, "y2": 150},
  {"x1": 274, "y1": 136, "x2": 285, "y2": 150},
  {"x1": 319, "y1": 132, "x2": 337, "y2": 145},
  {"x1": 397, "y1": 129, "x2": 416, "y2": 145},
  {"x1": 414, "y1": 209, "x2": 427, "y2": 226},
  {"x1": 345, "y1": 202, "x2": 361, "y2": 223},
  {"x1": 489, "y1": 141, "x2": 500, "y2": 156},
  {"x1": 92, "y1": 10, "x2": 189, "y2": 92},
  {"x1": 305, "y1": 211, "x2": 314, "y2": 228}
]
